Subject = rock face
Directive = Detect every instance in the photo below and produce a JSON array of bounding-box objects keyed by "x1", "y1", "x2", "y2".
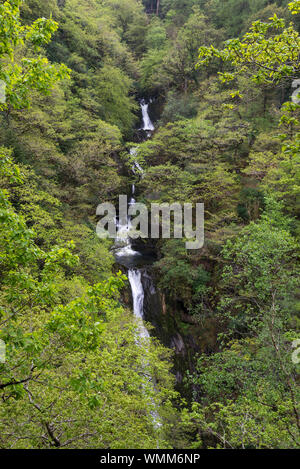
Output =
[
  {"x1": 141, "y1": 267, "x2": 191, "y2": 391},
  {"x1": 170, "y1": 333, "x2": 186, "y2": 355},
  {"x1": 140, "y1": 265, "x2": 219, "y2": 394}
]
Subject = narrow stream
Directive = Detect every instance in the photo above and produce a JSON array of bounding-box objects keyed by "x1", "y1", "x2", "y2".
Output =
[
  {"x1": 114, "y1": 100, "x2": 155, "y2": 330},
  {"x1": 113, "y1": 100, "x2": 164, "y2": 433}
]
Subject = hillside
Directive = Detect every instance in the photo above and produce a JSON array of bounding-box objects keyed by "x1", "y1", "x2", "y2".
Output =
[{"x1": 0, "y1": 0, "x2": 299, "y2": 450}]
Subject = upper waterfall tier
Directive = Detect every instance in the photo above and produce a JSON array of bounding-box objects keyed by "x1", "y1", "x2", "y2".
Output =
[{"x1": 140, "y1": 99, "x2": 155, "y2": 131}]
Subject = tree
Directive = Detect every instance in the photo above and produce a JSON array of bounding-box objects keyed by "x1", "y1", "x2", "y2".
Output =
[
  {"x1": 197, "y1": 3, "x2": 300, "y2": 223},
  {"x1": 197, "y1": 5, "x2": 300, "y2": 86},
  {"x1": 163, "y1": 8, "x2": 222, "y2": 92},
  {"x1": 0, "y1": 0, "x2": 70, "y2": 110},
  {"x1": 183, "y1": 199, "x2": 300, "y2": 448},
  {"x1": 178, "y1": 3, "x2": 300, "y2": 449},
  {"x1": 0, "y1": 2, "x2": 178, "y2": 449},
  {"x1": 82, "y1": 65, "x2": 138, "y2": 135}
]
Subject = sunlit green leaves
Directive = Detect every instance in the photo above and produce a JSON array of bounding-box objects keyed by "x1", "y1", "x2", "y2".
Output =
[
  {"x1": 0, "y1": 0, "x2": 70, "y2": 110},
  {"x1": 197, "y1": 13, "x2": 300, "y2": 85}
]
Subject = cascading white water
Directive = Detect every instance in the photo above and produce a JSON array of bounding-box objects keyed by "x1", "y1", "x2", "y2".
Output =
[
  {"x1": 128, "y1": 269, "x2": 144, "y2": 320},
  {"x1": 141, "y1": 99, "x2": 155, "y2": 131},
  {"x1": 114, "y1": 182, "x2": 141, "y2": 261},
  {"x1": 129, "y1": 269, "x2": 162, "y2": 433},
  {"x1": 115, "y1": 100, "x2": 153, "y2": 263},
  {"x1": 114, "y1": 99, "x2": 161, "y2": 431},
  {"x1": 128, "y1": 269, "x2": 150, "y2": 339},
  {"x1": 116, "y1": 99, "x2": 154, "y2": 313},
  {"x1": 130, "y1": 148, "x2": 144, "y2": 178}
]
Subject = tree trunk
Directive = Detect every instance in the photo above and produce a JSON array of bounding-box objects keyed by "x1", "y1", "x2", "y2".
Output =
[{"x1": 156, "y1": 0, "x2": 160, "y2": 16}]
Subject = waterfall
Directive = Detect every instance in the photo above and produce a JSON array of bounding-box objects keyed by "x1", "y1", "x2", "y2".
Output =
[
  {"x1": 114, "y1": 99, "x2": 154, "y2": 323},
  {"x1": 115, "y1": 100, "x2": 153, "y2": 264},
  {"x1": 128, "y1": 269, "x2": 150, "y2": 339},
  {"x1": 114, "y1": 99, "x2": 161, "y2": 430},
  {"x1": 131, "y1": 148, "x2": 144, "y2": 177},
  {"x1": 128, "y1": 269, "x2": 161, "y2": 432},
  {"x1": 128, "y1": 270, "x2": 144, "y2": 321},
  {"x1": 141, "y1": 99, "x2": 155, "y2": 131}
]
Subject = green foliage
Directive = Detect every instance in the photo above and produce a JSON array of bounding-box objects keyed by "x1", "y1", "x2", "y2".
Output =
[
  {"x1": 289, "y1": 0, "x2": 300, "y2": 14},
  {"x1": 237, "y1": 187, "x2": 265, "y2": 222},
  {"x1": 244, "y1": 103, "x2": 300, "y2": 218},
  {"x1": 0, "y1": 2, "x2": 179, "y2": 449},
  {"x1": 155, "y1": 239, "x2": 195, "y2": 303},
  {"x1": 140, "y1": 8, "x2": 222, "y2": 93},
  {"x1": 202, "y1": 0, "x2": 288, "y2": 37},
  {"x1": 221, "y1": 197, "x2": 298, "y2": 328},
  {"x1": 160, "y1": 91, "x2": 198, "y2": 124},
  {"x1": 0, "y1": 147, "x2": 177, "y2": 449},
  {"x1": 0, "y1": 0, "x2": 70, "y2": 110},
  {"x1": 198, "y1": 12, "x2": 300, "y2": 85},
  {"x1": 140, "y1": 3, "x2": 300, "y2": 450},
  {"x1": 82, "y1": 64, "x2": 138, "y2": 134},
  {"x1": 140, "y1": 17, "x2": 168, "y2": 92},
  {"x1": 1, "y1": 0, "x2": 300, "y2": 451},
  {"x1": 163, "y1": 8, "x2": 223, "y2": 91},
  {"x1": 183, "y1": 200, "x2": 300, "y2": 448}
]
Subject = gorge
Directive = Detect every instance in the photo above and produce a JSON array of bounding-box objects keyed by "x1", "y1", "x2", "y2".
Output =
[{"x1": 0, "y1": 0, "x2": 299, "y2": 450}]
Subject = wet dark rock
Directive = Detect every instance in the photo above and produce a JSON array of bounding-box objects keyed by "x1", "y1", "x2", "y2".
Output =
[{"x1": 170, "y1": 333, "x2": 186, "y2": 355}]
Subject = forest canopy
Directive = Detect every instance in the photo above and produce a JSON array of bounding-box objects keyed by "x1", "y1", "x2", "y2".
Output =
[{"x1": 0, "y1": 0, "x2": 299, "y2": 450}]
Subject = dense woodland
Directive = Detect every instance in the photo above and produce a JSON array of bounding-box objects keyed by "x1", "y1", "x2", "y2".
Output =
[{"x1": 0, "y1": 0, "x2": 299, "y2": 449}]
